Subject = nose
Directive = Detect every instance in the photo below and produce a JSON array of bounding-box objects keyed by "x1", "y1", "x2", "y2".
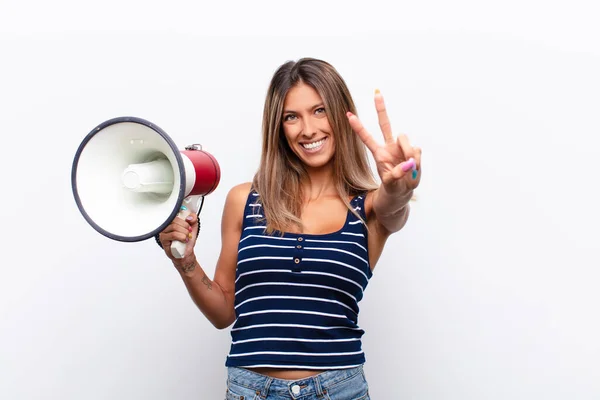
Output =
[{"x1": 301, "y1": 118, "x2": 317, "y2": 138}]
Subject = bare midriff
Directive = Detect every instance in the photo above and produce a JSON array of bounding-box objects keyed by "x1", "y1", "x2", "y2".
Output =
[{"x1": 245, "y1": 367, "x2": 322, "y2": 380}]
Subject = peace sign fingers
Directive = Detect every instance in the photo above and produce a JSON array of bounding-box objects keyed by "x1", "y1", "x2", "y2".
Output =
[
  {"x1": 375, "y1": 89, "x2": 394, "y2": 144},
  {"x1": 346, "y1": 111, "x2": 379, "y2": 154}
]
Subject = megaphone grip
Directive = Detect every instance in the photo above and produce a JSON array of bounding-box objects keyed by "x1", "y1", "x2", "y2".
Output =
[
  {"x1": 154, "y1": 218, "x2": 201, "y2": 250},
  {"x1": 170, "y1": 206, "x2": 192, "y2": 259},
  {"x1": 154, "y1": 195, "x2": 204, "y2": 256}
]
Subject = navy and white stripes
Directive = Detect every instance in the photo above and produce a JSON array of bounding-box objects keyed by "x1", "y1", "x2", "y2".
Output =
[{"x1": 225, "y1": 190, "x2": 372, "y2": 369}]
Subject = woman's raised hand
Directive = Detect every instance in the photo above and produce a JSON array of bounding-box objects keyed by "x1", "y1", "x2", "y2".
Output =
[{"x1": 346, "y1": 89, "x2": 422, "y2": 195}]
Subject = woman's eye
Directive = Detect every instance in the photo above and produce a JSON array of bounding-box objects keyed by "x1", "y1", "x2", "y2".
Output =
[
  {"x1": 284, "y1": 114, "x2": 296, "y2": 121},
  {"x1": 315, "y1": 107, "x2": 326, "y2": 114}
]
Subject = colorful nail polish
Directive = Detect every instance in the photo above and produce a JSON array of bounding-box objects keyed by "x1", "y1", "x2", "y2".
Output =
[
  {"x1": 402, "y1": 158, "x2": 416, "y2": 172},
  {"x1": 410, "y1": 158, "x2": 418, "y2": 179}
]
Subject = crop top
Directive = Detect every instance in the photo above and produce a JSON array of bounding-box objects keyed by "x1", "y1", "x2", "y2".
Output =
[{"x1": 224, "y1": 189, "x2": 373, "y2": 369}]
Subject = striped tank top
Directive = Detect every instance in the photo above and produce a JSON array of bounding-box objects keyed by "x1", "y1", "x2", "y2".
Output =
[{"x1": 225, "y1": 189, "x2": 373, "y2": 370}]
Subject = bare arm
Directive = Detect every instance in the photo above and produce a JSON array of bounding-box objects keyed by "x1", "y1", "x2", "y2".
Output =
[
  {"x1": 160, "y1": 183, "x2": 251, "y2": 329},
  {"x1": 370, "y1": 186, "x2": 412, "y2": 234},
  {"x1": 363, "y1": 188, "x2": 411, "y2": 269},
  {"x1": 346, "y1": 89, "x2": 422, "y2": 268}
]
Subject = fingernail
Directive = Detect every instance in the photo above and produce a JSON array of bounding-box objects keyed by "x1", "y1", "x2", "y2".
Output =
[
  {"x1": 188, "y1": 233, "x2": 192, "y2": 239},
  {"x1": 346, "y1": 111, "x2": 353, "y2": 118},
  {"x1": 402, "y1": 159, "x2": 416, "y2": 172},
  {"x1": 186, "y1": 216, "x2": 193, "y2": 221},
  {"x1": 185, "y1": 237, "x2": 189, "y2": 243},
  {"x1": 375, "y1": 88, "x2": 381, "y2": 95},
  {"x1": 412, "y1": 169, "x2": 418, "y2": 180},
  {"x1": 188, "y1": 226, "x2": 192, "y2": 232}
]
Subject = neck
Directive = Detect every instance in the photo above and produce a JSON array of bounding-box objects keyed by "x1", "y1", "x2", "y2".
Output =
[{"x1": 302, "y1": 163, "x2": 336, "y2": 201}]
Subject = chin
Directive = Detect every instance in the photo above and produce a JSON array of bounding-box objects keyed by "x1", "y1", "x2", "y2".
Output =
[
  {"x1": 295, "y1": 150, "x2": 335, "y2": 170},
  {"x1": 302, "y1": 155, "x2": 334, "y2": 169}
]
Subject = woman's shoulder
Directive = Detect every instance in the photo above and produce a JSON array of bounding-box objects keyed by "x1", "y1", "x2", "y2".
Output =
[
  {"x1": 221, "y1": 182, "x2": 253, "y2": 227},
  {"x1": 225, "y1": 182, "x2": 253, "y2": 206},
  {"x1": 230, "y1": 182, "x2": 253, "y2": 195},
  {"x1": 362, "y1": 188, "x2": 377, "y2": 219}
]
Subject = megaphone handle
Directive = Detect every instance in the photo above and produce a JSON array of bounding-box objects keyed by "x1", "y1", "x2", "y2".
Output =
[
  {"x1": 170, "y1": 195, "x2": 204, "y2": 259},
  {"x1": 170, "y1": 200, "x2": 193, "y2": 259},
  {"x1": 170, "y1": 209, "x2": 191, "y2": 259}
]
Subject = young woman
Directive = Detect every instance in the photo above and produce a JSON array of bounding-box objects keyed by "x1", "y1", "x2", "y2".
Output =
[{"x1": 157, "y1": 58, "x2": 422, "y2": 399}]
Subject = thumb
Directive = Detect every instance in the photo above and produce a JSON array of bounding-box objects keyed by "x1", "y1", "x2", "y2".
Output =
[{"x1": 390, "y1": 158, "x2": 416, "y2": 180}]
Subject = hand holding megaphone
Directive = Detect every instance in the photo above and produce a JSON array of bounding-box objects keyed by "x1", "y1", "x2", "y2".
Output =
[
  {"x1": 72, "y1": 117, "x2": 221, "y2": 259},
  {"x1": 156, "y1": 199, "x2": 201, "y2": 260}
]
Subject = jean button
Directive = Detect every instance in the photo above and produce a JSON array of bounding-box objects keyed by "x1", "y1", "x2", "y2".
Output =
[{"x1": 291, "y1": 384, "x2": 301, "y2": 395}]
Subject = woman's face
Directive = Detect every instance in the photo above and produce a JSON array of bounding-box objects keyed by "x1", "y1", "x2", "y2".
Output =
[{"x1": 282, "y1": 82, "x2": 335, "y2": 169}]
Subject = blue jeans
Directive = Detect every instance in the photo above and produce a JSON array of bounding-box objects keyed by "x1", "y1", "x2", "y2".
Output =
[{"x1": 225, "y1": 366, "x2": 370, "y2": 399}]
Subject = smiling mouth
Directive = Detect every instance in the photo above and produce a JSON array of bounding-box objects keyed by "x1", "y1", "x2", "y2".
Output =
[{"x1": 301, "y1": 137, "x2": 327, "y2": 150}]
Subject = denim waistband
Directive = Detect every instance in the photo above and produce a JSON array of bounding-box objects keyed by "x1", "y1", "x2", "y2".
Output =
[{"x1": 227, "y1": 365, "x2": 364, "y2": 399}]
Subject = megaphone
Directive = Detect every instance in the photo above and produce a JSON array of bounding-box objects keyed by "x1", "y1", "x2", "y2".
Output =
[{"x1": 71, "y1": 116, "x2": 221, "y2": 258}]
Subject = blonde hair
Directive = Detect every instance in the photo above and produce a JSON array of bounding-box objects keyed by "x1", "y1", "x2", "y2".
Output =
[{"x1": 252, "y1": 58, "x2": 379, "y2": 234}]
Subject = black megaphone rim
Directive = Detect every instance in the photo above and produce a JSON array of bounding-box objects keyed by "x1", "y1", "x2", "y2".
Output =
[{"x1": 71, "y1": 116, "x2": 186, "y2": 242}]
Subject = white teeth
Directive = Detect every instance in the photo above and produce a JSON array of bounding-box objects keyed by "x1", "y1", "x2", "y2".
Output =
[{"x1": 302, "y1": 138, "x2": 325, "y2": 149}]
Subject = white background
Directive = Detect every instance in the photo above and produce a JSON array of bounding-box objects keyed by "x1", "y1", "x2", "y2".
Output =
[{"x1": 1, "y1": 1, "x2": 599, "y2": 399}]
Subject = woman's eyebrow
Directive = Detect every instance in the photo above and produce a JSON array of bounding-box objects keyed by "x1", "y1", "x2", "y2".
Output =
[{"x1": 283, "y1": 103, "x2": 324, "y2": 114}]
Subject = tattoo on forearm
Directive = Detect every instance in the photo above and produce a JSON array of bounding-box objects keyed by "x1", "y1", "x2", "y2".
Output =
[
  {"x1": 181, "y1": 260, "x2": 196, "y2": 273},
  {"x1": 201, "y1": 274, "x2": 213, "y2": 290}
]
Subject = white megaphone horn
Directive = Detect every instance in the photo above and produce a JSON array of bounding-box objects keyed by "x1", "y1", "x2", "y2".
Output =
[{"x1": 71, "y1": 116, "x2": 221, "y2": 258}]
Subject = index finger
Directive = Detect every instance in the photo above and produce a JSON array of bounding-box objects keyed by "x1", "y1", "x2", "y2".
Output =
[
  {"x1": 346, "y1": 111, "x2": 379, "y2": 154},
  {"x1": 173, "y1": 212, "x2": 196, "y2": 228}
]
